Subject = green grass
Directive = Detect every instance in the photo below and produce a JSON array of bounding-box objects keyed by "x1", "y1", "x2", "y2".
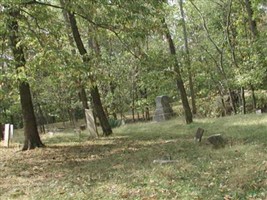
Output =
[{"x1": 0, "y1": 114, "x2": 267, "y2": 199}]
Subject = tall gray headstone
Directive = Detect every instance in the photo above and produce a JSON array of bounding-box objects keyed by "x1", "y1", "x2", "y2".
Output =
[{"x1": 153, "y1": 96, "x2": 174, "y2": 122}]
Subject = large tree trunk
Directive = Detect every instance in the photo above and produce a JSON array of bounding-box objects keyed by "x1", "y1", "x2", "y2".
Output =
[
  {"x1": 163, "y1": 20, "x2": 193, "y2": 124},
  {"x1": 67, "y1": 10, "x2": 112, "y2": 135},
  {"x1": 7, "y1": 9, "x2": 44, "y2": 150},
  {"x1": 20, "y1": 82, "x2": 44, "y2": 150},
  {"x1": 90, "y1": 86, "x2": 112, "y2": 136}
]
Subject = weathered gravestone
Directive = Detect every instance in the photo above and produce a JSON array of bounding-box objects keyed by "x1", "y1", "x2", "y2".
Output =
[
  {"x1": 85, "y1": 109, "x2": 98, "y2": 138},
  {"x1": 207, "y1": 134, "x2": 226, "y2": 148},
  {"x1": 195, "y1": 128, "x2": 204, "y2": 142},
  {"x1": 153, "y1": 96, "x2": 174, "y2": 122}
]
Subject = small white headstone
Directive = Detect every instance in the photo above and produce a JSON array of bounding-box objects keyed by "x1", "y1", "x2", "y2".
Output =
[
  {"x1": 256, "y1": 109, "x2": 262, "y2": 115},
  {"x1": 4, "y1": 124, "x2": 10, "y2": 147},
  {"x1": 48, "y1": 131, "x2": 54, "y2": 136}
]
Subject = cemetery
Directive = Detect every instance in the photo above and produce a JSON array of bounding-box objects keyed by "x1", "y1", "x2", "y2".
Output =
[{"x1": 1, "y1": 0, "x2": 267, "y2": 199}]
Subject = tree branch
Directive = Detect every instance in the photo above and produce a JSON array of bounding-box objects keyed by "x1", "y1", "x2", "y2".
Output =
[{"x1": 189, "y1": 0, "x2": 222, "y2": 55}]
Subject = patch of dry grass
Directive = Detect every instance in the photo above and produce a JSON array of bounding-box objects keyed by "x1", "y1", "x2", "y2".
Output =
[{"x1": 0, "y1": 114, "x2": 267, "y2": 199}]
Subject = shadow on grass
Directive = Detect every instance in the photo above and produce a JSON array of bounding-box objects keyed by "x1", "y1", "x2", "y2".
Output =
[{"x1": 1, "y1": 114, "x2": 267, "y2": 199}]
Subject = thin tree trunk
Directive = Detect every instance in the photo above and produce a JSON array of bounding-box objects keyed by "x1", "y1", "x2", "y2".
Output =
[
  {"x1": 67, "y1": 10, "x2": 112, "y2": 135},
  {"x1": 79, "y1": 86, "x2": 89, "y2": 109},
  {"x1": 179, "y1": 0, "x2": 197, "y2": 115},
  {"x1": 7, "y1": 9, "x2": 44, "y2": 150},
  {"x1": 37, "y1": 103, "x2": 46, "y2": 133},
  {"x1": 110, "y1": 82, "x2": 117, "y2": 120},
  {"x1": 241, "y1": 87, "x2": 246, "y2": 114},
  {"x1": 226, "y1": 0, "x2": 245, "y2": 114},
  {"x1": 250, "y1": 85, "x2": 256, "y2": 110},
  {"x1": 245, "y1": 0, "x2": 259, "y2": 111},
  {"x1": 131, "y1": 92, "x2": 135, "y2": 122},
  {"x1": 163, "y1": 20, "x2": 193, "y2": 124},
  {"x1": 228, "y1": 89, "x2": 237, "y2": 114},
  {"x1": 60, "y1": 1, "x2": 91, "y2": 125}
]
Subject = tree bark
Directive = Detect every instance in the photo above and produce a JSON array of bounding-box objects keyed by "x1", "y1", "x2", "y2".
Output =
[
  {"x1": 7, "y1": 9, "x2": 44, "y2": 150},
  {"x1": 241, "y1": 87, "x2": 246, "y2": 114},
  {"x1": 79, "y1": 86, "x2": 89, "y2": 109},
  {"x1": 250, "y1": 85, "x2": 257, "y2": 110},
  {"x1": 163, "y1": 21, "x2": 193, "y2": 124},
  {"x1": 228, "y1": 88, "x2": 237, "y2": 114},
  {"x1": 90, "y1": 86, "x2": 112, "y2": 135},
  {"x1": 179, "y1": 0, "x2": 197, "y2": 115},
  {"x1": 37, "y1": 103, "x2": 46, "y2": 134},
  {"x1": 60, "y1": 0, "x2": 91, "y2": 125},
  {"x1": 67, "y1": 11, "x2": 112, "y2": 135},
  {"x1": 245, "y1": 0, "x2": 259, "y2": 111}
]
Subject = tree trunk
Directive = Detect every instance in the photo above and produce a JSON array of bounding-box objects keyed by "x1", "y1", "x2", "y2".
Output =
[
  {"x1": 241, "y1": 87, "x2": 246, "y2": 114},
  {"x1": 250, "y1": 85, "x2": 256, "y2": 110},
  {"x1": 37, "y1": 103, "x2": 46, "y2": 134},
  {"x1": 67, "y1": 10, "x2": 112, "y2": 135},
  {"x1": 90, "y1": 86, "x2": 112, "y2": 136},
  {"x1": 7, "y1": 9, "x2": 44, "y2": 150},
  {"x1": 245, "y1": 0, "x2": 259, "y2": 112},
  {"x1": 163, "y1": 20, "x2": 193, "y2": 124},
  {"x1": 20, "y1": 82, "x2": 44, "y2": 150},
  {"x1": 109, "y1": 81, "x2": 117, "y2": 120},
  {"x1": 228, "y1": 88, "x2": 237, "y2": 114},
  {"x1": 79, "y1": 86, "x2": 89, "y2": 109},
  {"x1": 179, "y1": 0, "x2": 197, "y2": 115}
]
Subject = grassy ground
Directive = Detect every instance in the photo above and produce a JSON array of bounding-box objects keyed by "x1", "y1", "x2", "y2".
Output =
[{"x1": 0, "y1": 114, "x2": 266, "y2": 200}]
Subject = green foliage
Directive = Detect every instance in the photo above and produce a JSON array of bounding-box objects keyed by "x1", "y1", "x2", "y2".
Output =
[
  {"x1": 108, "y1": 118, "x2": 123, "y2": 128},
  {"x1": 0, "y1": 0, "x2": 267, "y2": 128}
]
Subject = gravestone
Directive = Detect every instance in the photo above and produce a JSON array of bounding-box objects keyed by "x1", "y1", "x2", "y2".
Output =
[
  {"x1": 153, "y1": 96, "x2": 174, "y2": 122},
  {"x1": 207, "y1": 134, "x2": 226, "y2": 148},
  {"x1": 195, "y1": 128, "x2": 204, "y2": 142},
  {"x1": 3, "y1": 124, "x2": 13, "y2": 147},
  {"x1": 85, "y1": 109, "x2": 98, "y2": 138},
  {"x1": 256, "y1": 109, "x2": 262, "y2": 115}
]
